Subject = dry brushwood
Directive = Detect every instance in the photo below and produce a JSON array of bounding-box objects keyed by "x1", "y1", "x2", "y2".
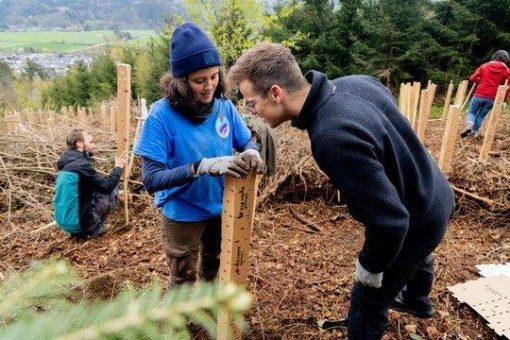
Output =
[
  {"x1": 257, "y1": 123, "x2": 332, "y2": 205},
  {"x1": 288, "y1": 204, "x2": 322, "y2": 233},
  {"x1": 0, "y1": 105, "x2": 143, "y2": 227},
  {"x1": 1, "y1": 105, "x2": 509, "y2": 340}
]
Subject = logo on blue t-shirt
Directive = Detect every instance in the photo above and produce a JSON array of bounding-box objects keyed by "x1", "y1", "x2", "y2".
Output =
[{"x1": 215, "y1": 114, "x2": 230, "y2": 139}]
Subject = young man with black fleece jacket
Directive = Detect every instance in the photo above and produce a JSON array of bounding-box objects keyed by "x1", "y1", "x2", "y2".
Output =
[
  {"x1": 55, "y1": 129, "x2": 127, "y2": 239},
  {"x1": 228, "y1": 43, "x2": 455, "y2": 339}
]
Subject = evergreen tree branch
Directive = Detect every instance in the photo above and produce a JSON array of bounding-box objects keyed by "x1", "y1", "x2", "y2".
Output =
[{"x1": 0, "y1": 261, "x2": 251, "y2": 340}]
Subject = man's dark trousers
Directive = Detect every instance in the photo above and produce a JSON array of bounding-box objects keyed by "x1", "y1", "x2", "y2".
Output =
[
  {"x1": 72, "y1": 188, "x2": 119, "y2": 239},
  {"x1": 347, "y1": 221, "x2": 448, "y2": 339}
]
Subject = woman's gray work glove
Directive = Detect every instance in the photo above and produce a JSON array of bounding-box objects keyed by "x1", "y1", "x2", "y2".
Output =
[
  {"x1": 240, "y1": 149, "x2": 265, "y2": 174},
  {"x1": 355, "y1": 258, "x2": 383, "y2": 288},
  {"x1": 196, "y1": 156, "x2": 249, "y2": 178}
]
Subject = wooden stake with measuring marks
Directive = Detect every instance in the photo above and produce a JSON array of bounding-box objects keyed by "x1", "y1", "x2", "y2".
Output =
[{"x1": 217, "y1": 171, "x2": 258, "y2": 340}]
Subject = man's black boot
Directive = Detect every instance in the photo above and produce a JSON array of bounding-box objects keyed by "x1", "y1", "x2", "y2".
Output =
[{"x1": 390, "y1": 294, "x2": 434, "y2": 318}]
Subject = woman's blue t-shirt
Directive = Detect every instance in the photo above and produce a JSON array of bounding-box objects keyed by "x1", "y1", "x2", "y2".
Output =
[{"x1": 134, "y1": 98, "x2": 251, "y2": 222}]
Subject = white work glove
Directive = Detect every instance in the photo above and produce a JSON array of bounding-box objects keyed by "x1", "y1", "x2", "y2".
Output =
[
  {"x1": 355, "y1": 258, "x2": 383, "y2": 288},
  {"x1": 240, "y1": 149, "x2": 265, "y2": 174},
  {"x1": 196, "y1": 156, "x2": 249, "y2": 178}
]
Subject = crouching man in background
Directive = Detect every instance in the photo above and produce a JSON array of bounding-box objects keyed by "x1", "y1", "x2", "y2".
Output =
[{"x1": 54, "y1": 129, "x2": 127, "y2": 239}]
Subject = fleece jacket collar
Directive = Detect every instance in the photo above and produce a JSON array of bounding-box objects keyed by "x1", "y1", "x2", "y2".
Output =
[{"x1": 291, "y1": 70, "x2": 336, "y2": 130}]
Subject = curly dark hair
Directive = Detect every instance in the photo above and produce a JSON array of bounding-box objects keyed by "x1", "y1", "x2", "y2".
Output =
[{"x1": 160, "y1": 69, "x2": 227, "y2": 112}]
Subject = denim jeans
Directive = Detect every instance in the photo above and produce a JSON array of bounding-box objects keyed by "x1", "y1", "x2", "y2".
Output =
[{"x1": 466, "y1": 96, "x2": 494, "y2": 132}]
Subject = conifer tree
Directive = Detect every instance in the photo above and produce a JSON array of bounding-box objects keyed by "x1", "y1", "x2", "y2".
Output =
[
  {"x1": 0, "y1": 60, "x2": 14, "y2": 115},
  {"x1": 0, "y1": 261, "x2": 252, "y2": 340},
  {"x1": 185, "y1": 0, "x2": 264, "y2": 69},
  {"x1": 354, "y1": 0, "x2": 431, "y2": 87},
  {"x1": 88, "y1": 53, "x2": 117, "y2": 104},
  {"x1": 263, "y1": 0, "x2": 361, "y2": 78}
]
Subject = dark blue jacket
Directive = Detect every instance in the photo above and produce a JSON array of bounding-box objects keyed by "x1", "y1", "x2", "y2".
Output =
[
  {"x1": 292, "y1": 71, "x2": 455, "y2": 273},
  {"x1": 57, "y1": 149, "x2": 122, "y2": 227}
]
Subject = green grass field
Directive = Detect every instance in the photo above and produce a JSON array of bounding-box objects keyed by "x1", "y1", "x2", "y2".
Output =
[
  {"x1": 0, "y1": 30, "x2": 156, "y2": 53},
  {"x1": 430, "y1": 104, "x2": 444, "y2": 118}
]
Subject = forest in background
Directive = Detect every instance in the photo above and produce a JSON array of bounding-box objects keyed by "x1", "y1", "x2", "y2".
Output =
[{"x1": 0, "y1": 0, "x2": 509, "y2": 115}]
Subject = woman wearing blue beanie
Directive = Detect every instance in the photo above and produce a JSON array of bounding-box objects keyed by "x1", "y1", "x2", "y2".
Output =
[{"x1": 135, "y1": 23, "x2": 264, "y2": 287}]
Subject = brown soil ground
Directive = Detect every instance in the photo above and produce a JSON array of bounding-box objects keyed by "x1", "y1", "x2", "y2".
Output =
[{"x1": 1, "y1": 111, "x2": 509, "y2": 339}]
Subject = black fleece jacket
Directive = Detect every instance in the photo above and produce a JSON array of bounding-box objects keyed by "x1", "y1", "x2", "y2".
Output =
[
  {"x1": 292, "y1": 71, "x2": 455, "y2": 273},
  {"x1": 56, "y1": 149, "x2": 122, "y2": 228}
]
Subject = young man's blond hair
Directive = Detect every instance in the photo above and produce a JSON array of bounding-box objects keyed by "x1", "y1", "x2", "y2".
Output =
[{"x1": 228, "y1": 42, "x2": 308, "y2": 96}]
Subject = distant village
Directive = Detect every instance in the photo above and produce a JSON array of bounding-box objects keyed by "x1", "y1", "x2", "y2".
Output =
[{"x1": 0, "y1": 51, "x2": 93, "y2": 77}]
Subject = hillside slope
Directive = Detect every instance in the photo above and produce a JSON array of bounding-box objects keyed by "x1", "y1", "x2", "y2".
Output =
[{"x1": 0, "y1": 0, "x2": 186, "y2": 30}]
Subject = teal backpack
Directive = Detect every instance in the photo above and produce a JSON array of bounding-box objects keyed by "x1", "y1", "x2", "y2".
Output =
[{"x1": 53, "y1": 171, "x2": 81, "y2": 233}]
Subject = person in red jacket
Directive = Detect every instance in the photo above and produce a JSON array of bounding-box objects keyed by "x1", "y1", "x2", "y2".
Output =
[{"x1": 461, "y1": 50, "x2": 510, "y2": 138}]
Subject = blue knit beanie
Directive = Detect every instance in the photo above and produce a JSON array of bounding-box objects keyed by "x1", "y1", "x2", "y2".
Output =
[{"x1": 170, "y1": 23, "x2": 221, "y2": 77}]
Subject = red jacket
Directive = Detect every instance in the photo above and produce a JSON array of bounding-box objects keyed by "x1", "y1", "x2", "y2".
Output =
[{"x1": 469, "y1": 61, "x2": 510, "y2": 100}]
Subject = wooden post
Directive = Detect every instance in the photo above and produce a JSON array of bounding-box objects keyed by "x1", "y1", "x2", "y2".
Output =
[
  {"x1": 398, "y1": 83, "x2": 405, "y2": 113},
  {"x1": 416, "y1": 88, "x2": 428, "y2": 136},
  {"x1": 109, "y1": 104, "x2": 117, "y2": 134},
  {"x1": 217, "y1": 172, "x2": 257, "y2": 340},
  {"x1": 100, "y1": 103, "x2": 108, "y2": 129},
  {"x1": 123, "y1": 98, "x2": 148, "y2": 178},
  {"x1": 405, "y1": 83, "x2": 412, "y2": 120},
  {"x1": 462, "y1": 82, "x2": 476, "y2": 110},
  {"x1": 479, "y1": 84, "x2": 508, "y2": 162},
  {"x1": 125, "y1": 118, "x2": 142, "y2": 188},
  {"x1": 417, "y1": 84, "x2": 437, "y2": 142},
  {"x1": 402, "y1": 84, "x2": 409, "y2": 118},
  {"x1": 453, "y1": 80, "x2": 468, "y2": 106},
  {"x1": 399, "y1": 83, "x2": 409, "y2": 119},
  {"x1": 438, "y1": 104, "x2": 462, "y2": 173},
  {"x1": 442, "y1": 81, "x2": 454, "y2": 123},
  {"x1": 116, "y1": 64, "x2": 131, "y2": 224},
  {"x1": 410, "y1": 82, "x2": 421, "y2": 129},
  {"x1": 141, "y1": 98, "x2": 149, "y2": 122}
]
